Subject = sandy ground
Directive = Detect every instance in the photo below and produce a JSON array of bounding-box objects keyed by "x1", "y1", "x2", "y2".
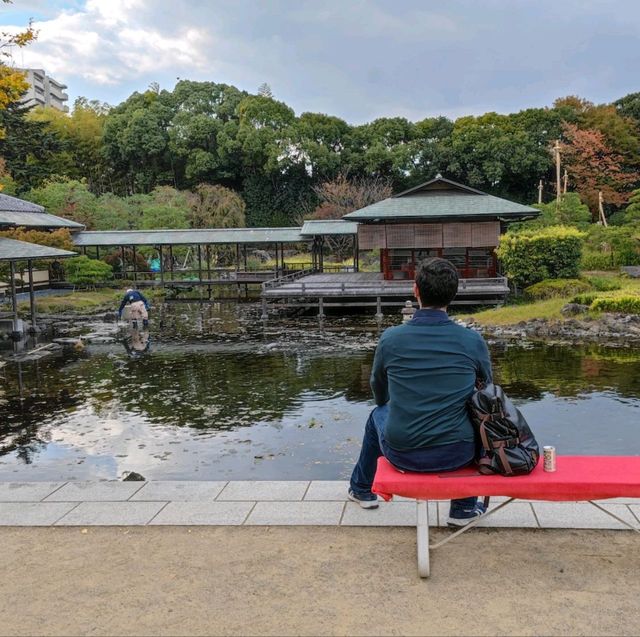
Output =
[{"x1": 1, "y1": 526, "x2": 639, "y2": 637}]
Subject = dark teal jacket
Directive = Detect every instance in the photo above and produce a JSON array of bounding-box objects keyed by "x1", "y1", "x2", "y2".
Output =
[{"x1": 371, "y1": 309, "x2": 492, "y2": 451}]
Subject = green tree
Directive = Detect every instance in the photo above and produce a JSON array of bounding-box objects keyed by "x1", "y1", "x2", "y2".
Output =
[
  {"x1": 102, "y1": 89, "x2": 176, "y2": 193},
  {"x1": 189, "y1": 184, "x2": 245, "y2": 229},
  {"x1": 622, "y1": 189, "x2": 640, "y2": 224},
  {"x1": 28, "y1": 98, "x2": 110, "y2": 192},
  {"x1": 140, "y1": 186, "x2": 191, "y2": 229},
  {"x1": 529, "y1": 192, "x2": 592, "y2": 229},
  {"x1": 0, "y1": 102, "x2": 62, "y2": 192},
  {"x1": 445, "y1": 110, "x2": 559, "y2": 201},
  {"x1": 25, "y1": 179, "x2": 98, "y2": 227}
]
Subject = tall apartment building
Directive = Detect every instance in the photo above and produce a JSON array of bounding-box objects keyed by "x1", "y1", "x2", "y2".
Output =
[{"x1": 19, "y1": 68, "x2": 69, "y2": 112}]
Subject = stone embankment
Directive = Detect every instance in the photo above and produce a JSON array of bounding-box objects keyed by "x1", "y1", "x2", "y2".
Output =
[{"x1": 461, "y1": 311, "x2": 640, "y2": 346}]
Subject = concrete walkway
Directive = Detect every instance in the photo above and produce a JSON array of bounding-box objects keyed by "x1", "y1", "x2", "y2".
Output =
[{"x1": 1, "y1": 480, "x2": 639, "y2": 529}]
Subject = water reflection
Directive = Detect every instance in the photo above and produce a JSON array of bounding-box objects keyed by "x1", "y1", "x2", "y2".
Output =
[{"x1": 1, "y1": 309, "x2": 640, "y2": 480}]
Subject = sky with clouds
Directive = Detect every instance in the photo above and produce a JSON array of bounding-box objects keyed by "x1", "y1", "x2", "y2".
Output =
[{"x1": 2, "y1": 0, "x2": 640, "y2": 123}]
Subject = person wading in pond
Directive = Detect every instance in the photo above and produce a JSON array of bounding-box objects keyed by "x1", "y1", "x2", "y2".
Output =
[
  {"x1": 349, "y1": 257, "x2": 493, "y2": 526},
  {"x1": 117, "y1": 289, "x2": 151, "y2": 327}
]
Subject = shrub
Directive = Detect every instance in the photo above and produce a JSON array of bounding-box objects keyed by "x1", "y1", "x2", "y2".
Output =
[
  {"x1": 496, "y1": 226, "x2": 585, "y2": 287},
  {"x1": 524, "y1": 278, "x2": 592, "y2": 300},
  {"x1": 571, "y1": 292, "x2": 600, "y2": 305},
  {"x1": 64, "y1": 256, "x2": 113, "y2": 287},
  {"x1": 581, "y1": 250, "x2": 616, "y2": 271},
  {"x1": 583, "y1": 225, "x2": 640, "y2": 267},
  {"x1": 585, "y1": 276, "x2": 622, "y2": 292},
  {"x1": 590, "y1": 296, "x2": 640, "y2": 314}
]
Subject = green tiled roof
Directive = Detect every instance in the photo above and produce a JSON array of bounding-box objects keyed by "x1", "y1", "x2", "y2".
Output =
[
  {"x1": 300, "y1": 220, "x2": 358, "y2": 236},
  {"x1": 0, "y1": 193, "x2": 44, "y2": 213},
  {"x1": 343, "y1": 193, "x2": 539, "y2": 221},
  {"x1": 73, "y1": 227, "x2": 306, "y2": 247},
  {"x1": 0, "y1": 237, "x2": 76, "y2": 261},
  {"x1": 0, "y1": 210, "x2": 84, "y2": 229}
]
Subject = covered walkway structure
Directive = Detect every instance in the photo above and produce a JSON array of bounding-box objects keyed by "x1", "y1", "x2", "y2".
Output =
[
  {"x1": 0, "y1": 238, "x2": 76, "y2": 337},
  {"x1": 72, "y1": 223, "x2": 359, "y2": 297}
]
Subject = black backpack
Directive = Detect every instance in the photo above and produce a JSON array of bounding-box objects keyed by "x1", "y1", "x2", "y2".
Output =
[{"x1": 469, "y1": 383, "x2": 540, "y2": 476}]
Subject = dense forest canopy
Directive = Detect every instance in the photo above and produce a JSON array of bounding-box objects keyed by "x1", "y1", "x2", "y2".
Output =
[{"x1": 0, "y1": 77, "x2": 639, "y2": 230}]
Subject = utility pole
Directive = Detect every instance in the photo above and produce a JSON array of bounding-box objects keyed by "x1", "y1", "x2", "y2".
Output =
[
  {"x1": 563, "y1": 169, "x2": 568, "y2": 195},
  {"x1": 598, "y1": 191, "x2": 608, "y2": 227},
  {"x1": 554, "y1": 139, "x2": 562, "y2": 208},
  {"x1": 538, "y1": 180, "x2": 543, "y2": 204}
]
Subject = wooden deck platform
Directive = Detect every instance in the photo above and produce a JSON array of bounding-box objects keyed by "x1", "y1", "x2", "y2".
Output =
[{"x1": 261, "y1": 272, "x2": 509, "y2": 314}]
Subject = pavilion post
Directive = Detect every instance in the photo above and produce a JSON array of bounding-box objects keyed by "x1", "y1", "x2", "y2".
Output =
[
  {"x1": 235, "y1": 243, "x2": 240, "y2": 272},
  {"x1": 198, "y1": 244, "x2": 203, "y2": 282},
  {"x1": 243, "y1": 244, "x2": 248, "y2": 270},
  {"x1": 27, "y1": 259, "x2": 37, "y2": 333},
  {"x1": 319, "y1": 237, "x2": 325, "y2": 272},
  {"x1": 353, "y1": 234, "x2": 359, "y2": 272},
  {"x1": 132, "y1": 246, "x2": 138, "y2": 282},
  {"x1": 280, "y1": 243, "x2": 285, "y2": 273},
  {"x1": 159, "y1": 245, "x2": 164, "y2": 284},
  {"x1": 9, "y1": 260, "x2": 19, "y2": 335},
  {"x1": 121, "y1": 246, "x2": 126, "y2": 280},
  {"x1": 169, "y1": 245, "x2": 174, "y2": 279},
  {"x1": 206, "y1": 245, "x2": 212, "y2": 299}
]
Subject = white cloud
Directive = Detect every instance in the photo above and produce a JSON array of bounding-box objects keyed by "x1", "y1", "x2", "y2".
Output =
[{"x1": 4, "y1": 0, "x2": 211, "y2": 85}]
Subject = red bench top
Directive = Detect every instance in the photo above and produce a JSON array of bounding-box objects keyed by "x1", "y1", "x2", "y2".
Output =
[{"x1": 372, "y1": 456, "x2": 640, "y2": 502}]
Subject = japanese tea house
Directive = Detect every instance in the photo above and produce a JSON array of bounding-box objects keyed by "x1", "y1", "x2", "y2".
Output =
[{"x1": 343, "y1": 175, "x2": 539, "y2": 281}]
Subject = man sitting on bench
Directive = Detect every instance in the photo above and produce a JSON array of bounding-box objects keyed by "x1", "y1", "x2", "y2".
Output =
[{"x1": 348, "y1": 257, "x2": 493, "y2": 526}]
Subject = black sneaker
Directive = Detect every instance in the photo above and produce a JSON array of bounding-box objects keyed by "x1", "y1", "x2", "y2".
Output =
[
  {"x1": 447, "y1": 502, "x2": 487, "y2": 527},
  {"x1": 348, "y1": 488, "x2": 379, "y2": 509}
]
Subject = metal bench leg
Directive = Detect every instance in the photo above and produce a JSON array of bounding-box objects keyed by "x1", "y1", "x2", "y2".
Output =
[{"x1": 416, "y1": 500, "x2": 430, "y2": 578}]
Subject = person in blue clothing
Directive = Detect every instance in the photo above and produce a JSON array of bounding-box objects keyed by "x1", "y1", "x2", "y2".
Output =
[
  {"x1": 349, "y1": 257, "x2": 492, "y2": 526},
  {"x1": 117, "y1": 288, "x2": 151, "y2": 326}
]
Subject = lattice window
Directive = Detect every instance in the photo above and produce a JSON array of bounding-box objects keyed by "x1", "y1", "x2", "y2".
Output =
[
  {"x1": 471, "y1": 221, "x2": 500, "y2": 247},
  {"x1": 358, "y1": 224, "x2": 386, "y2": 249},
  {"x1": 414, "y1": 224, "x2": 443, "y2": 248},
  {"x1": 443, "y1": 223, "x2": 472, "y2": 247},
  {"x1": 385, "y1": 224, "x2": 415, "y2": 248}
]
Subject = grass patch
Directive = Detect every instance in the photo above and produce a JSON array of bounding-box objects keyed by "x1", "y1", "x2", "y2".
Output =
[
  {"x1": 18, "y1": 287, "x2": 165, "y2": 315},
  {"x1": 461, "y1": 298, "x2": 569, "y2": 326},
  {"x1": 461, "y1": 275, "x2": 640, "y2": 326}
]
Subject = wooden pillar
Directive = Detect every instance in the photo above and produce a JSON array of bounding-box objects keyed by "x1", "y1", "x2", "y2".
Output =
[
  {"x1": 236, "y1": 243, "x2": 240, "y2": 272},
  {"x1": 243, "y1": 244, "x2": 248, "y2": 270},
  {"x1": 159, "y1": 245, "x2": 165, "y2": 284},
  {"x1": 274, "y1": 243, "x2": 279, "y2": 276},
  {"x1": 132, "y1": 246, "x2": 138, "y2": 282},
  {"x1": 27, "y1": 259, "x2": 37, "y2": 333},
  {"x1": 280, "y1": 243, "x2": 285, "y2": 272},
  {"x1": 121, "y1": 246, "x2": 126, "y2": 280},
  {"x1": 353, "y1": 234, "x2": 359, "y2": 272},
  {"x1": 169, "y1": 245, "x2": 174, "y2": 279},
  {"x1": 9, "y1": 261, "x2": 18, "y2": 333},
  {"x1": 319, "y1": 237, "x2": 325, "y2": 272},
  {"x1": 96, "y1": 246, "x2": 99, "y2": 260},
  {"x1": 198, "y1": 245, "x2": 203, "y2": 282}
]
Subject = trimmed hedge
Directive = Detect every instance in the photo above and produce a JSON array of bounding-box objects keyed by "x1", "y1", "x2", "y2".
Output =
[
  {"x1": 496, "y1": 226, "x2": 585, "y2": 288},
  {"x1": 591, "y1": 296, "x2": 640, "y2": 314},
  {"x1": 65, "y1": 256, "x2": 113, "y2": 287},
  {"x1": 524, "y1": 278, "x2": 592, "y2": 300}
]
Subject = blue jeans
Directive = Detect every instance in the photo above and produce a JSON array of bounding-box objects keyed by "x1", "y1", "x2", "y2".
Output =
[{"x1": 349, "y1": 405, "x2": 478, "y2": 514}]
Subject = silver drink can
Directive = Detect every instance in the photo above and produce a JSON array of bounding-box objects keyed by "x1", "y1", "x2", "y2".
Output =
[{"x1": 543, "y1": 446, "x2": 556, "y2": 472}]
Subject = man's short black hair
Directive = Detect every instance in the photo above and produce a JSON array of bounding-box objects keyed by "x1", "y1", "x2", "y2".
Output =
[{"x1": 414, "y1": 257, "x2": 459, "y2": 307}]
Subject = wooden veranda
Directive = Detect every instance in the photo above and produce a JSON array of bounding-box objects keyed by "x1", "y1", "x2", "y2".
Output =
[{"x1": 260, "y1": 271, "x2": 509, "y2": 318}]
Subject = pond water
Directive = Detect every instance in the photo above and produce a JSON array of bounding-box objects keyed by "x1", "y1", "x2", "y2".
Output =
[{"x1": 1, "y1": 303, "x2": 640, "y2": 480}]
